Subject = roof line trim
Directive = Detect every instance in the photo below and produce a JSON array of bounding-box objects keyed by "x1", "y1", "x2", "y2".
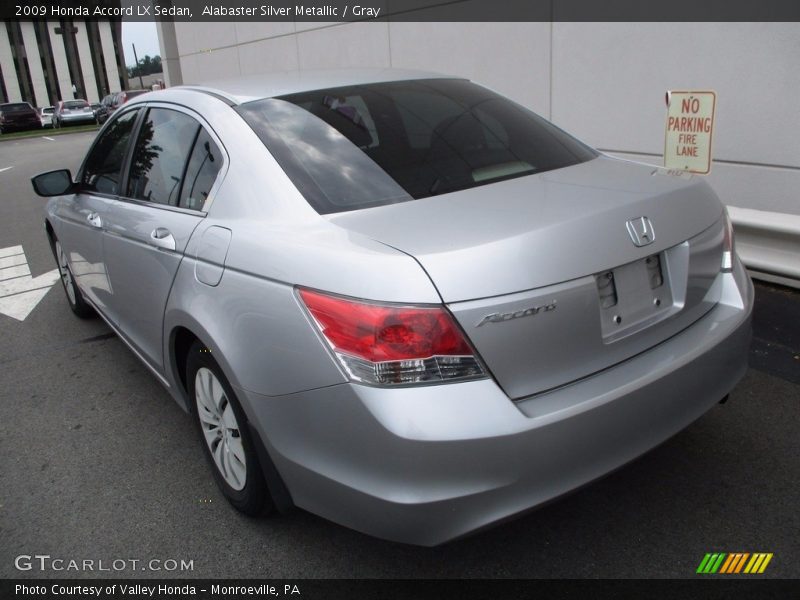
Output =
[{"x1": 177, "y1": 86, "x2": 240, "y2": 106}]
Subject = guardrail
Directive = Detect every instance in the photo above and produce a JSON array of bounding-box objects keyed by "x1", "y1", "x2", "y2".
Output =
[{"x1": 728, "y1": 206, "x2": 800, "y2": 289}]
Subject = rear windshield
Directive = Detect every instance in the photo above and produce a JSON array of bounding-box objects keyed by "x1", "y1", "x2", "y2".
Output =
[
  {"x1": 64, "y1": 101, "x2": 88, "y2": 109},
  {"x1": 1, "y1": 103, "x2": 33, "y2": 113},
  {"x1": 237, "y1": 78, "x2": 597, "y2": 214}
]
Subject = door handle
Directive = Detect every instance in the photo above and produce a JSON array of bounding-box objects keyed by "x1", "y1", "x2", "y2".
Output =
[
  {"x1": 86, "y1": 212, "x2": 102, "y2": 228},
  {"x1": 149, "y1": 227, "x2": 176, "y2": 251}
]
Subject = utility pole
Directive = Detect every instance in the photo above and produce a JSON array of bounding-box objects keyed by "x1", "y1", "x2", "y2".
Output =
[{"x1": 132, "y1": 43, "x2": 144, "y2": 90}]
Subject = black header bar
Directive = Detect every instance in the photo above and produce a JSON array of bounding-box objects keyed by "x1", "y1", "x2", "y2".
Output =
[{"x1": 4, "y1": 0, "x2": 800, "y2": 22}]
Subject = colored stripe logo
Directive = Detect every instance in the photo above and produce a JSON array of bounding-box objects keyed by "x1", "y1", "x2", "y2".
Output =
[{"x1": 697, "y1": 552, "x2": 773, "y2": 574}]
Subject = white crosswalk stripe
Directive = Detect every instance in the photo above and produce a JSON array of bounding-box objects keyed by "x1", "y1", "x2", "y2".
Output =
[{"x1": 0, "y1": 245, "x2": 60, "y2": 321}]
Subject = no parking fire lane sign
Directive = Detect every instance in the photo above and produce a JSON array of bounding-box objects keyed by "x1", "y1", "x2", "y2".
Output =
[{"x1": 664, "y1": 90, "x2": 716, "y2": 174}]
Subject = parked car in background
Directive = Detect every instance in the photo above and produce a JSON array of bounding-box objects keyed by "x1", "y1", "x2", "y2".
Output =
[
  {"x1": 105, "y1": 89, "x2": 149, "y2": 121},
  {"x1": 39, "y1": 106, "x2": 55, "y2": 128},
  {"x1": 31, "y1": 69, "x2": 753, "y2": 546},
  {"x1": 0, "y1": 102, "x2": 42, "y2": 133},
  {"x1": 96, "y1": 94, "x2": 114, "y2": 124},
  {"x1": 53, "y1": 99, "x2": 97, "y2": 128},
  {"x1": 90, "y1": 103, "x2": 101, "y2": 119}
]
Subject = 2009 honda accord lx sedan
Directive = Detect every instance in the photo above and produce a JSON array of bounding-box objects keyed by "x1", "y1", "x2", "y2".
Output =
[{"x1": 32, "y1": 68, "x2": 752, "y2": 546}]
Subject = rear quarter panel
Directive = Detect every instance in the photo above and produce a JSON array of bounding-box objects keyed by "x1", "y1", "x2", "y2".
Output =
[{"x1": 161, "y1": 90, "x2": 440, "y2": 407}]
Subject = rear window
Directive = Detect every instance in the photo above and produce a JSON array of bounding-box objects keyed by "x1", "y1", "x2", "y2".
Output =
[
  {"x1": 63, "y1": 101, "x2": 88, "y2": 109},
  {"x1": 1, "y1": 103, "x2": 33, "y2": 113},
  {"x1": 237, "y1": 78, "x2": 597, "y2": 214}
]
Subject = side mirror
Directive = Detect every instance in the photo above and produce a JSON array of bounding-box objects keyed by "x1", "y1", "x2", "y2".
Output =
[{"x1": 31, "y1": 169, "x2": 75, "y2": 197}]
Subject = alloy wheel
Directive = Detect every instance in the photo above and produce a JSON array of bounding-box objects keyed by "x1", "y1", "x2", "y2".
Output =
[{"x1": 194, "y1": 366, "x2": 247, "y2": 490}]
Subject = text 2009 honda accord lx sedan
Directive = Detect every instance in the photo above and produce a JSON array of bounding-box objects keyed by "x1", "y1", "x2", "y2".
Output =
[{"x1": 32, "y1": 69, "x2": 752, "y2": 546}]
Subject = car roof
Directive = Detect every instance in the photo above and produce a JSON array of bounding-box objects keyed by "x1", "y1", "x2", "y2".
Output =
[{"x1": 175, "y1": 67, "x2": 457, "y2": 105}]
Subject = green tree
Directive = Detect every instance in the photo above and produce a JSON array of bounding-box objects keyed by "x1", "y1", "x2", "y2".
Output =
[{"x1": 128, "y1": 55, "x2": 163, "y2": 78}]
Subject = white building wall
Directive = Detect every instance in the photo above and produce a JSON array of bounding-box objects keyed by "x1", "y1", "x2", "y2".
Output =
[
  {"x1": 1, "y1": 20, "x2": 125, "y2": 106},
  {"x1": 47, "y1": 21, "x2": 74, "y2": 101},
  {"x1": 19, "y1": 22, "x2": 48, "y2": 107},
  {"x1": 157, "y1": 21, "x2": 800, "y2": 216},
  {"x1": 297, "y1": 22, "x2": 391, "y2": 69},
  {"x1": 551, "y1": 23, "x2": 800, "y2": 217},
  {"x1": 99, "y1": 21, "x2": 122, "y2": 94},
  {"x1": 74, "y1": 24, "x2": 99, "y2": 102},
  {"x1": 156, "y1": 19, "x2": 183, "y2": 87},
  {"x1": 0, "y1": 25, "x2": 22, "y2": 102},
  {"x1": 389, "y1": 22, "x2": 551, "y2": 115}
]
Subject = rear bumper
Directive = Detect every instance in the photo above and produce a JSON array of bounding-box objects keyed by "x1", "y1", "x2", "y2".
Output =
[
  {"x1": 1, "y1": 120, "x2": 40, "y2": 131},
  {"x1": 58, "y1": 113, "x2": 95, "y2": 124},
  {"x1": 241, "y1": 261, "x2": 753, "y2": 546}
]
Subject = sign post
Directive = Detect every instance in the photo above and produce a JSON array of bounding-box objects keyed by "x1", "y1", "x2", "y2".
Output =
[{"x1": 664, "y1": 91, "x2": 716, "y2": 174}]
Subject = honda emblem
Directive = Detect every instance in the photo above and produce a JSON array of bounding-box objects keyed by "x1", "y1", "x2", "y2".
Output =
[{"x1": 626, "y1": 216, "x2": 655, "y2": 247}]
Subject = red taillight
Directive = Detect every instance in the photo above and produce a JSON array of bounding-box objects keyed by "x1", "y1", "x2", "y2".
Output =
[{"x1": 299, "y1": 288, "x2": 485, "y2": 386}]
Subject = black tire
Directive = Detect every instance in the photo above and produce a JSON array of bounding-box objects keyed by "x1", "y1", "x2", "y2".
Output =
[
  {"x1": 186, "y1": 341, "x2": 273, "y2": 516},
  {"x1": 51, "y1": 235, "x2": 94, "y2": 318}
]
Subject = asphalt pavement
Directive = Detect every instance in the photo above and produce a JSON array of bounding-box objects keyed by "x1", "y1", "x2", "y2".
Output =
[{"x1": 0, "y1": 132, "x2": 798, "y2": 579}]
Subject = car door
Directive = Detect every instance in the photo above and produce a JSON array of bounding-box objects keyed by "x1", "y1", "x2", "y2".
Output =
[
  {"x1": 101, "y1": 104, "x2": 224, "y2": 374},
  {"x1": 54, "y1": 108, "x2": 141, "y2": 315}
]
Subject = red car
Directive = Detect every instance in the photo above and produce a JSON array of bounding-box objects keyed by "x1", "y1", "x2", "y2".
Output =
[
  {"x1": 0, "y1": 102, "x2": 42, "y2": 133},
  {"x1": 105, "y1": 89, "x2": 149, "y2": 120}
]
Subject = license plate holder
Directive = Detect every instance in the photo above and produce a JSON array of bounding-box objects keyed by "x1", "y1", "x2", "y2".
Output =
[{"x1": 597, "y1": 253, "x2": 675, "y2": 342}]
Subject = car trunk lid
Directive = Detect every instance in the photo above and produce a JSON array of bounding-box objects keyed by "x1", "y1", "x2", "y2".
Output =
[{"x1": 328, "y1": 156, "x2": 726, "y2": 398}]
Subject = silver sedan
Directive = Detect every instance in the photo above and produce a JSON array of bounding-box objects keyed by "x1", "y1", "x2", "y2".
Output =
[
  {"x1": 53, "y1": 99, "x2": 96, "y2": 127},
  {"x1": 31, "y1": 69, "x2": 752, "y2": 545}
]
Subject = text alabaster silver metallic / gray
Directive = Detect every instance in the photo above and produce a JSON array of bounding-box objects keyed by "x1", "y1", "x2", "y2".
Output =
[{"x1": 41, "y1": 68, "x2": 752, "y2": 545}]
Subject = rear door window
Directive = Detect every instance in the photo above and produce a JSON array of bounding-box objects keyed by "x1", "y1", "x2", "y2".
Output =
[
  {"x1": 125, "y1": 107, "x2": 220, "y2": 210},
  {"x1": 126, "y1": 108, "x2": 199, "y2": 206}
]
